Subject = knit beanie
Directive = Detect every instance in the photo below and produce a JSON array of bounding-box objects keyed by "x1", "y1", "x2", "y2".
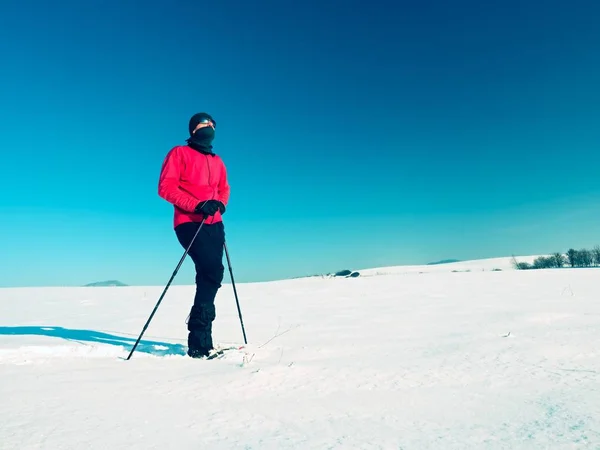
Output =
[{"x1": 188, "y1": 112, "x2": 216, "y2": 136}]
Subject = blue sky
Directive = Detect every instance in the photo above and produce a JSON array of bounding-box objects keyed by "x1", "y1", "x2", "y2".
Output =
[{"x1": 0, "y1": 0, "x2": 599, "y2": 287}]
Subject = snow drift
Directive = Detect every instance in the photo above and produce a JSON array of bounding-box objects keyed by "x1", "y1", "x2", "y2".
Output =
[{"x1": 1, "y1": 256, "x2": 599, "y2": 449}]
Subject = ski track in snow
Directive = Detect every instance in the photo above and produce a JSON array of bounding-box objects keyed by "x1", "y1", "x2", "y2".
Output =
[{"x1": 1, "y1": 259, "x2": 600, "y2": 449}]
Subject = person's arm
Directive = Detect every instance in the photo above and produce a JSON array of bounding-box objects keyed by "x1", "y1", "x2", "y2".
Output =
[
  {"x1": 216, "y1": 159, "x2": 230, "y2": 212},
  {"x1": 157, "y1": 147, "x2": 199, "y2": 212}
]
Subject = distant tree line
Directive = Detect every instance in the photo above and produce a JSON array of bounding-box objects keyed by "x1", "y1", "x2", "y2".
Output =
[{"x1": 513, "y1": 246, "x2": 600, "y2": 270}]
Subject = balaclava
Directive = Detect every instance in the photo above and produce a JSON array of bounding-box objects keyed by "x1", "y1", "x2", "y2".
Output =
[{"x1": 186, "y1": 112, "x2": 216, "y2": 154}]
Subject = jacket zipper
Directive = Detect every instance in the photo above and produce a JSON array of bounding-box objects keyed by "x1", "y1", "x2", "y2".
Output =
[{"x1": 205, "y1": 154, "x2": 214, "y2": 223}]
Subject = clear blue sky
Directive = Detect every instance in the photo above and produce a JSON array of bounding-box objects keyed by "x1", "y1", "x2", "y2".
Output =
[{"x1": 1, "y1": 0, "x2": 599, "y2": 287}]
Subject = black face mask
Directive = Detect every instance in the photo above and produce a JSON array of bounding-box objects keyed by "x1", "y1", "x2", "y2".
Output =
[{"x1": 187, "y1": 127, "x2": 215, "y2": 154}]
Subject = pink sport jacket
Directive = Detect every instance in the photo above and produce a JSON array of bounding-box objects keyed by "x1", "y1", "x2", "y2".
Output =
[{"x1": 158, "y1": 145, "x2": 230, "y2": 227}]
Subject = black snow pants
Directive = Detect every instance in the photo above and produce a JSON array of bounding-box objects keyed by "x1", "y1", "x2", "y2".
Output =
[{"x1": 174, "y1": 220, "x2": 225, "y2": 355}]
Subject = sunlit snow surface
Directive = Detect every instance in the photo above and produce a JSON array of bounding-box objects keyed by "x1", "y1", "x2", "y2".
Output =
[{"x1": 1, "y1": 257, "x2": 599, "y2": 449}]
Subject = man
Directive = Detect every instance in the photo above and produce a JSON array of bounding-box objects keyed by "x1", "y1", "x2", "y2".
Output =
[{"x1": 158, "y1": 112, "x2": 230, "y2": 358}]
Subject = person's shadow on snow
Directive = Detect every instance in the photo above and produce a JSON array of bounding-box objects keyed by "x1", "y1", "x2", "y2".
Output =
[{"x1": 0, "y1": 326, "x2": 186, "y2": 357}]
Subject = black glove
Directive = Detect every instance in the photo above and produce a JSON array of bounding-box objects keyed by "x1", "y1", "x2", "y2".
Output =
[{"x1": 194, "y1": 200, "x2": 225, "y2": 216}]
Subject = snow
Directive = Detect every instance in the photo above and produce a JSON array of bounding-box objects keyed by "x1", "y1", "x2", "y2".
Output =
[
  {"x1": 1, "y1": 256, "x2": 599, "y2": 449},
  {"x1": 355, "y1": 254, "x2": 542, "y2": 276}
]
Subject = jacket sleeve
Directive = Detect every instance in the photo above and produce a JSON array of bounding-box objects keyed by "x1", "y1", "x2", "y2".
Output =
[
  {"x1": 158, "y1": 147, "x2": 199, "y2": 213},
  {"x1": 216, "y1": 159, "x2": 231, "y2": 206}
]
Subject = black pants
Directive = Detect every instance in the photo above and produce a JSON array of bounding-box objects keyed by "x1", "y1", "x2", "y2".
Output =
[{"x1": 175, "y1": 221, "x2": 225, "y2": 353}]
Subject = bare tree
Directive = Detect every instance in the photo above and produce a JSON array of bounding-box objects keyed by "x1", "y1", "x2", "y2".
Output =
[
  {"x1": 511, "y1": 255, "x2": 532, "y2": 270},
  {"x1": 579, "y1": 248, "x2": 593, "y2": 267},
  {"x1": 552, "y1": 252, "x2": 566, "y2": 268},
  {"x1": 566, "y1": 248, "x2": 579, "y2": 267},
  {"x1": 593, "y1": 245, "x2": 600, "y2": 267},
  {"x1": 533, "y1": 256, "x2": 554, "y2": 269}
]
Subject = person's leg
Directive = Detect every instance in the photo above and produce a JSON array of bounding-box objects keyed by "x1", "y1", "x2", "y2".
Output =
[{"x1": 175, "y1": 221, "x2": 225, "y2": 357}]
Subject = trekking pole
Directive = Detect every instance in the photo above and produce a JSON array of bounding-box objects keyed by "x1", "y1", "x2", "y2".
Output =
[
  {"x1": 126, "y1": 217, "x2": 207, "y2": 360},
  {"x1": 224, "y1": 240, "x2": 247, "y2": 344}
]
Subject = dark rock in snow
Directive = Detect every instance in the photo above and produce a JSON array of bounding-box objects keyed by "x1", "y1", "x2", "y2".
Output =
[
  {"x1": 332, "y1": 270, "x2": 360, "y2": 278},
  {"x1": 334, "y1": 270, "x2": 352, "y2": 277}
]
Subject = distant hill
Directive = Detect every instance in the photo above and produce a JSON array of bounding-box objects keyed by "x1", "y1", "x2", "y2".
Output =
[
  {"x1": 426, "y1": 259, "x2": 461, "y2": 265},
  {"x1": 84, "y1": 280, "x2": 128, "y2": 287}
]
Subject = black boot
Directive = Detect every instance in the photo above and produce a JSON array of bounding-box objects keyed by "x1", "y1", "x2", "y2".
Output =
[
  {"x1": 186, "y1": 303, "x2": 215, "y2": 358},
  {"x1": 187, "y1": 347, "x2": 210, "y2": 358}
]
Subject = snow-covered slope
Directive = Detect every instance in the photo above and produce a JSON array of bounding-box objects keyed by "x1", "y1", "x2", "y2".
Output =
[
  {"x1": 356, "y1": 254, "x2": 542, "y2": 277},
  {"x1": 1, "y1": 258, "x2": 599, "y2": 449}
]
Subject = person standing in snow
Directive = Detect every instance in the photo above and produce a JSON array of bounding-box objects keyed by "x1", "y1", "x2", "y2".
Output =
[{"x1": 158, "y1": 112, "x2": 230, "y2": 358}]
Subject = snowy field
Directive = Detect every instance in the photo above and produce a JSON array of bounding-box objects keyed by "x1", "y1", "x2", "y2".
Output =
[{"x1": 1, "y1": 256, "x2": 599, "y2": 449}]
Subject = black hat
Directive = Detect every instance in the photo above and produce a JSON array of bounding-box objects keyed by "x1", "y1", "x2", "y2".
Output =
[{"x1": 188, "y1": 112, "x2": 216, "y2": 136}]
